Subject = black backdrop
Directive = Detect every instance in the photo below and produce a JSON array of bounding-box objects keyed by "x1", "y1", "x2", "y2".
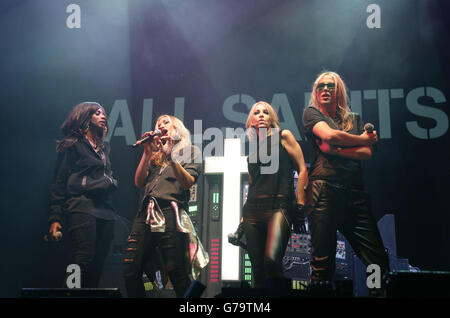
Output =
[{"x1": 1, "y1": 0, "x2": 449, "y2": 297}]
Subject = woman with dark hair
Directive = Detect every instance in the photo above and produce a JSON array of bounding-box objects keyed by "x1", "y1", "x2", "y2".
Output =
[
  {"x1": 123, "y1": 115, "x2": 208, "y2": 298},
  {"x1": 48, "y1": 102, "x2": 117, "y2": 288},
  {"x1": 242, "y1": 101, "x2": 308, "y2": 290}
]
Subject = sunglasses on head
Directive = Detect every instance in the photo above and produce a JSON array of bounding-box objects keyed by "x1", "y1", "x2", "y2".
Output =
[{"x1": 317, "y1": 82, "x2": 335, "y2": 91}]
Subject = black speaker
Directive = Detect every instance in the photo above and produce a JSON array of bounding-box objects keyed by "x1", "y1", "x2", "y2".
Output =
[
  {"x1": 21, "y1": 288, "x2": 122, "y2": 298},
  {"x1": 385, "y1": 271, "x2": 450, "y2": 298}
]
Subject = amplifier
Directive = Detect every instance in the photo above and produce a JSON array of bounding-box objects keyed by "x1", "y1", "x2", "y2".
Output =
[{"x1": 283, "y1": 233, "x2": 311, "y2": 282}]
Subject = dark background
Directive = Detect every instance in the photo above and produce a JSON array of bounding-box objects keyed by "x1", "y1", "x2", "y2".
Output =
[{"x1": 0, "y1": 0, "x2": 449, "y2": 297}]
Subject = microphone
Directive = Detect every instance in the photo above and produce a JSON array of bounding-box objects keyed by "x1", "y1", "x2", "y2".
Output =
[
  {"x1": 364, "y1": 123, "x2": 377, "y2": 151},
  {"x1": 364, "y1": 123, "x2": 374, "y2": 133},
  {"x1": 227, "y1": 232, "x2": 237, "y2": 241},
  {"x1": 227, "y1": 222, "x2": 247, "y2": 249},
  {"x1": 228, "y1": 232, "x2": 247, "y2": 250},
  {"x1": 132, "y1": 129, "x2": 162, "y2": 148},
  {"x1": 44, "y1": 231, "x2": 62, "y2": 242}
]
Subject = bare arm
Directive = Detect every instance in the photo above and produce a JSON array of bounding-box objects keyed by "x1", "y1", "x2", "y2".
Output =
[
  {"x1": 135, "y1": 147, "x2": 196, "y2": 190},
  {"x1": 165, "y1": 139, "x2": 197, "y2": 190},
  {"x1": 312, "y1": 121, "x2": 377, "y2": 147},
  {"x1": 169, "y1": 161, "x2": 195, "y2": 190},
  {"x1": 281, "y1": 130, "x2": 308, "y2": 205},
  {"x1": 316, "y1": 139, "x2": 373, "y2": 160},
  {"x1": 337, "y1": 146, "x2": 372, "y2": 160},
  {"x1": 135, "y1": 131, "x2": 157, "y2": 188},
  {"x1": 135, "y1": 151, "x2": 152, "y2": 188}
]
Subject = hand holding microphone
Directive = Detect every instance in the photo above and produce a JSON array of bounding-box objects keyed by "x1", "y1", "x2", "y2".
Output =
[
  {"x1": 45, "y1": 222, "x2": 63, "y2": 242},
  {"x1": 132, "y1": 129, "x2": 162, "y2": 148},
  {"x1": 228, "y1": 222, "x2": 247, "y2": 250},
  {"x1": 44, "y1": 231, "x2": 62, "y2": 242},
  {"x1": 364, "y1": 123, "x2": 378, "y2": 151}
]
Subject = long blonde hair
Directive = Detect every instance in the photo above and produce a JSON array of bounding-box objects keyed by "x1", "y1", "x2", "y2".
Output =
[
  {"x1": 245, "y1": 101, "x2": 280, "y2": 140},
  {"x1": 151, "y1": 115, "x2": 192, "y2": 166},
  {"x1": 309, "y1": 71, "x2": 353, "y2": 131}
]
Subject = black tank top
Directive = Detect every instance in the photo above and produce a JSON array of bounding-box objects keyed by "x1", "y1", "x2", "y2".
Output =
[{"x1": 246, "y1": 130, "x2": 294, "y2": 203}]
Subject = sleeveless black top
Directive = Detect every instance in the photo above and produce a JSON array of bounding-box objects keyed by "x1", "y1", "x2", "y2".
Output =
[{"x1": 245, "y1": 130, "x2": 295, "y2": 205}]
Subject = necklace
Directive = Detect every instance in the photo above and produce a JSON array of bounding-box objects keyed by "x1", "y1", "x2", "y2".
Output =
[
  {"x1": 159, "y1": 162, "x2": 168, "y2": 175},
  {"x1": 87, "y1": 138, "x2": 100, "y2": 152}
]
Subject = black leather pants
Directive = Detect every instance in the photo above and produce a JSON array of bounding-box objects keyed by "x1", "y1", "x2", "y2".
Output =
[
  {"x1": 67, "y1": 213, "x2": 115, "y2": 288},
  {"x1": 243, "y1": 199, "x2": 292, "y2": 288},
  {"x1": 306, "y1": 180, "x2": 389, "y2": 282}
]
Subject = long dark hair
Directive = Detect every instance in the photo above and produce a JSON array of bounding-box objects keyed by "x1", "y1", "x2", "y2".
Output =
[{"x1": 56, "y1": 102, "x2": 107, "y2": 152}]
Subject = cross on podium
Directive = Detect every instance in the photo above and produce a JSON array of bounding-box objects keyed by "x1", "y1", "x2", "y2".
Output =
[{"x1": 204, "y1": 138, "x2": 248, "y2": 281}]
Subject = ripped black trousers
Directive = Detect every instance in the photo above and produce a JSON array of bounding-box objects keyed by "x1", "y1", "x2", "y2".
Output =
[
  {"x1": 122, "y1": 214, "x2": 191, "y2": 298},
  {"x1": 243, "y1": 200, "x2": 292, "y2": 289},
  {"x1": 306, "y1": 180, "x2": 389, "y2": 282}
]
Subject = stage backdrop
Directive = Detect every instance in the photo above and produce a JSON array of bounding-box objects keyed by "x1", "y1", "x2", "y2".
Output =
[{"x1": 0, "y1": 0, "x2": 449, "y2": 297}]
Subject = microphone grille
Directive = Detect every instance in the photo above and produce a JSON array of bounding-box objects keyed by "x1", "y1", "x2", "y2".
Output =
[{"x1": 364, "y1": 123, "x2": 374, "y2": 132}]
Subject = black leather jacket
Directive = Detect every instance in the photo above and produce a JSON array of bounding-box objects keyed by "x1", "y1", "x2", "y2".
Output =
[{"x1": 48, "y1": 137, "x2": 117, "y2": 224}]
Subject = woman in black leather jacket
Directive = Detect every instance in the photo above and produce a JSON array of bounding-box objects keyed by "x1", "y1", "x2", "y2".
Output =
[{"x1": 48, "y1": 102, "x2": 117, "y2": 288}]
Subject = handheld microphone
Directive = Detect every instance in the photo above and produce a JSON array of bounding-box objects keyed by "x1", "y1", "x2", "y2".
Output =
[
  {"x1": 44, "y1": 231, "x2": 62, "y2": 242},
  {"x1": 364, "y1": 123, "x2": 377, "y2": 151},
  {"x1": 227, "y1": 232, "x2": 247, "y2": 250},
  {"x1": 228, "y1": 232, "x2": 237, "y2": 241},
  {"x1": 132, "y1": 129, "x2": 162, "y2": 148},
  {"x1": 364, "y1": 123, "x2": 374, "y2": 133}
]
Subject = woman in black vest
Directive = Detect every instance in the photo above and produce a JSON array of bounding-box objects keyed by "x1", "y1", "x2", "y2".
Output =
[{"x1": 243, "y1": 101, "x2": 308, "y2": 289}]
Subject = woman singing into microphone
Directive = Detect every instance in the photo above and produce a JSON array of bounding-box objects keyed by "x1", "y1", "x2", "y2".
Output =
[
  {"x1": 243, "y1": 101, "x2": 308, "y2": 290},
  {"x1": 123, "y1": 115, "x2": 208, "y2": 298}
]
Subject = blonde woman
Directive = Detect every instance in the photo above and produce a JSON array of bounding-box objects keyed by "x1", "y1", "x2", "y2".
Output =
[
  {"x1": 242, "y1": 101, "x2": 308, "y2": 290},
  {"x1": 123, "y1": 115, "x2": 207, "y2": 298},
  {"x1": 303, "y1": 71, "x2": 389, "y2": 295}
]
